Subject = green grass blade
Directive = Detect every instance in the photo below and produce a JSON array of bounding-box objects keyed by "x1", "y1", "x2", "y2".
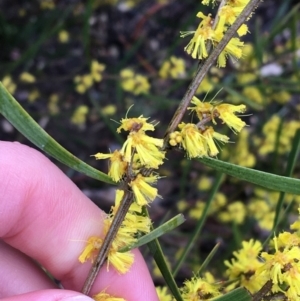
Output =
[
  {"x1": 0, "y1": 82, "x2": 114, "y2": 185},
  {"x1": 173, "y1": 173, "x2": 224, "y2": 276},
  {"x1": 213, "y1": 288, "x2": 251, "y2": 301},
  {"x1": 144, "y1": 208, "x2": 183, "y2": 301},
  {"x1": 197, "y1": 242, "x2": 220, "y2": 277},
  {"x1": 273, "y1": 129, "x2": 300, "y2": 230},
  {"x1": 283, "y1": 129, "x2": 300, "y2": 178},
  {"x1": 119, "y1": 214, "x2": 185, "y2": 253},
  {"x1": 198, "y1": 157, "x2": 300, "y2": 195}
]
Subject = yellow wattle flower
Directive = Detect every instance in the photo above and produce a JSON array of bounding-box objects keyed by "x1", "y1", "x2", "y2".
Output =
[
  {"x1": 121, "y1": 131, "x2": 165, "y2": 168},
  {"x1": 214, "y1": 103, "x2": 247, "y2": 133},
  {"x1": 179, "y1": 122, "x2": 207, "y2": 158},
  {"x1": 93, "y1": 290, "x2": 126, "y2": 301},
  {"x1": 181, "y1": 12, "x2": 215, "y2": 60},
  {"x1": 93, "y1": 150, "x2": 127, "y2": 182},
  {"x1": 130, "y1": 174, "x2": 160, "y2": 206},
  {"x1": 117, "y1": 116, "x2": 155, "y2": 133}
]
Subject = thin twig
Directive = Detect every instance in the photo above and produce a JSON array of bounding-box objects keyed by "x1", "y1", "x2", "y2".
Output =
[
  {"x1": 163, "y1": 0, "x2": 261, "y2": 149},
  {"x1": 252, "y1": 280, "x2": 273, "y2": 301},
  {"x1": 81, "y1": 189, "x2": 134, "y2": 295}
]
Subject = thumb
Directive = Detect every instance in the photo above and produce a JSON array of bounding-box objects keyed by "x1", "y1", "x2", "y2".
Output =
[{"x1": 2, "y1": 290, "x2": 94, "y2": 301}]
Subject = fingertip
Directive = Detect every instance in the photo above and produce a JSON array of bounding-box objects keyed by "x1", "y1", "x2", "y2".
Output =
[{"x1": 2, "y1": 290, "x2": 93, "y2": 301}]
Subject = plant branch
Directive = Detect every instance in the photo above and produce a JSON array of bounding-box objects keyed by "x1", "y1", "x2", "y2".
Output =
[
  {"x1": 163, "y1": 0, "x2": 261, "y2": 149},
  {"x1": 81, "y1": 189, "x2": 134, "y2": 295}
]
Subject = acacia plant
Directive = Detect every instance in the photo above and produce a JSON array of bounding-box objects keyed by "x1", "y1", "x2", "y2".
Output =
[{"x1": 1, "y1": 0, "x2": 300, "y2": 301}]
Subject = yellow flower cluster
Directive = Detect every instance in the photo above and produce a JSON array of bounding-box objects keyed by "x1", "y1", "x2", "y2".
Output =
[
  {"x1": 227, "y1": 129, "x2": 256, "y2": 168},
  {"x1": 79, "y1": 189, "x2": 151, "y2": 274},
  {"x1": 247, "y1": 188, "x2": 300, "y2": 231},
  {"x1": 225, "y1": 208, "x2": 300, "y2": 300},
  {"x1": 188, "y1": 192, "x2": 227, "y2": 220},
  {"x1": 2, "y1": 76, "x2": 17, "y2": 94},
  {"x1": 169, "y1": 96, "x2": 246, "y2": 158},
  {"x1": 48, "y1": 93, "x2": 60, "y2": 115},
  {"x1": 19, "y1": 72, "x2": 36, "y2": 83},
  {"x1": 256, "y1": 115, "x2": 300, "y2": 155},
  {"x1": 74, "y1": 60, "x2": 106, "y2": 94},
  {"x1": 225, "y1": 239, "x2": 264, "y2": 293},
  {"x1": 181, "y1": 0, "x2": 250, "y2": 67},
  {"x1": 156, "y1": 286, "x2": 173, "y2": 301},
  {"x1": 95, "y1": 115, "x2": 165, "y2": 183},
  {"x1": 58, "y1": 30, "x2": 69, "y2": 43},
  {"x1": 181, "y1": 275, "x2": 221, "y2": 301},
  {"x1": 93, "y1": 290, "x2": 126, "y2": 301},
  {"x1": 218, "y1": 200, "x2": 246, "y2": 224},
  {"x1": 40, "y1": 0, "x2": 55, "y2": 10},
  {"x1": 28, "y1": 89, "x2": 40, "y2": 103},
  {"x1": 159, "y1": 56, "x2": 186, "y2": 79},
  {"x1": 70, "y1": 105, "x2": 89, "y2": 126},
  {"x1": 120, "y1": 69, "x2": 150, "y2": 95},
  {"x1": 79, "y1": 115, "x2": 165, "y2": 273}
]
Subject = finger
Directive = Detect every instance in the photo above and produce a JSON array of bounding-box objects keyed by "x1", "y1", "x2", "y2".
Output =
[
  {"x1": 2, "y1": 289, "x2": 93, "y2": 301},
  {"x1": 0, "y1": 240, "x2": 57, "y2": 297},
  {"x1": 0, "y1": 141, "x2": 158, "y2": 300}
]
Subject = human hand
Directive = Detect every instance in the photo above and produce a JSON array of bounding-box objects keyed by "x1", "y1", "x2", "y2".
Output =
[{"x1": 0, "y1": 141, "x2": 159, "y2": 301}]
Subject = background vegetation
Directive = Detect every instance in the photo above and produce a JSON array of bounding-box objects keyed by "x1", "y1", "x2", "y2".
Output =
[{"x1": 1, "y1": 0, "x2": 300, "y2": 294}]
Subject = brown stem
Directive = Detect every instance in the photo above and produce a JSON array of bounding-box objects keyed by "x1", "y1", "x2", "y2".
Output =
[
  {"x1": 163, "y1": 0, "x2": 261, "y2": 149},
  {"x1": 81, "y1": 189, "x2": 134, "y2": 295},
  {"x1": 251, "y1": 280, "x2": 273, "y2": 301}
]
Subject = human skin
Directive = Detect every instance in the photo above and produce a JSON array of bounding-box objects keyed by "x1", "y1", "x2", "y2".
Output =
[{"x1": 0, "y1": 141, "x2": 159, "y2": 301}]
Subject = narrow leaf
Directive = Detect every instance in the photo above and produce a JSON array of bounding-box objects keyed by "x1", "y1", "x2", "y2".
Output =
[
  {"x1": 198, "y1": 157, "x2": 300, "y2": 195},
  {"x1": 197, "y1": 242, "x2": 220, "y2": 277},
  {"x1": 0, "y1": 83, "x2": 114, "y2": 185},
  {"x1": 144, "y1": 208, "x2": 183, "y2": 301},
  {"x1": 119, "y1": 214, "x2": 185, "y2": 252},
  {"x1": 173, "y1": 173, "x2": 224, "y2": 276},
  {"x1": 213, "y1": 288, "x2": 251, "y2": 301},
  {"x1": 273, "y1": 129, "x2": 300, "y2": 229}
]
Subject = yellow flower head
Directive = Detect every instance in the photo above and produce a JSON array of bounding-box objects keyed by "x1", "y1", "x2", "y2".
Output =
[
  {"x1": 181, "y1": 12, "x2": 215, "y2": 60},
  {"x1": 224, "y1": 239, "x2": 264, "y2": 293},
  {"x1": 74, "y1": 74, "x2": 93, "y2": 94},
  {"x1": 188, "y1": 96, "x2": 214, "y2": 121},
  {"x1": 181, "y1": 276, "x2": 221, "y2": 301},
  {"x1": 120, "y1": 69, "x2": 150, "y2": 95},
  {"x1": 102, "y1": 105, "x2": 117, "y2": 116},
  {"x1": 78, "y1": 236, "x2": 102, "y2": 263},
  {"x1": 106, "y1": 248, "x2": 134, "y2": 274},
  {"x1": 169, "y1": 131, "x2": 182, "y2": 146},
  {"x1": 93, "y1": 290, "x2": 126, "y2": 301},
  {"x1": 214, "y1": 103, "x2": 247, "y2": 133},
  {"x1": 93, "y1": 150, "x2": 128, "y2": 182},
  {"x1": 117, "y1": 116, "x2": 155, "y2": 133},
  {"x1": 156, "y1": 286, "x2": 173, "y2": 301},
  {"x1": 2, "y1": 76, "x2": 17, "y2": 94},
  {"x1": 159, "y1": 56, "x2": 186, "y2": 79},
  {"x1": 130, "y1": 173, "x2": 160, "y2": 206},
  {"x1": 58, "y1": 30, "x2": 69, "y2": 43},
  {"x1": 121, "y1": 131, "x2": 165, "y2": 168},
  {"x1": 178, "y1": 122, "x2": 207, "y2": 158},
  {"x1": 202, "y1": 126, "x2": 229, "y2": 156},
  {"x1": 227, "y1": 0, "x2": 249, "y2": 8},
  {"x1": 258, "y1": 239, "x2": 300, "y2": 287},
  {"x1": 70, "y1": 105, "x2": 89, "y2": 125},
  {"x1": 216, "y1": 5, "x2": 244, "y2": 33},
  {"x1": 91, "y1": 60, "x2": 106, "y2": 82},
  {"x1": 19, "y1": 72, "x2": 36, "y2": 83}
]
